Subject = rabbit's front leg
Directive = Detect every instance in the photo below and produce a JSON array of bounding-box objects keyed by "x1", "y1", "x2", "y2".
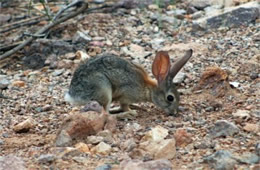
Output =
[
  {"x1": 114, "y1": 104, "x2": 138, "y2": 120},
  {"x1": 109, "y1": 103, "x2": 129, "y2": 113},
  {"x1": 109, "y1": 103, "x2": 137, "y2": 119}
]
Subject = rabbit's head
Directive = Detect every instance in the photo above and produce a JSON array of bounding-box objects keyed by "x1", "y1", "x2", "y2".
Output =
[{"x1": 151, "y1": 49, "x2": 193, "y2": 115}]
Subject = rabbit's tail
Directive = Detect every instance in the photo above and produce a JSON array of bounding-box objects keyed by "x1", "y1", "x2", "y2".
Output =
[{"x1": 64, "y1": 92, "x2": 76, "y2": 104}]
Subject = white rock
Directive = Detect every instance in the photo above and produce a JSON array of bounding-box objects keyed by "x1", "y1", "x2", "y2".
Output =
[
  {"x1": 140, "y1": 138, "x2": 176, "y2": 159},
  {"x1": 13, "y1": 118, "x2": 35, "y2": 133},
  {"x1": 91, "y1": 142, "x2": 111, "y2": 155},
  {"x1": 143, "y1": 125, "x2": 169, "y2": 142},
  {"x1": 87, "y1": 136, "x2": 104, "y2": 144},
  {"x1": 232, "y1": 110, "x2": 250, "y2": 119}
]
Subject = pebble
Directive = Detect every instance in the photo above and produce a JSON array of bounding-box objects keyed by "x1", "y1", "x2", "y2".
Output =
[
  {"x1": 173, "y1": 72, "x2": 186, "y2": 84},
  {"x1": 256, "y1": 143, "x2": 260, "y2": 156},
  {"x1": 97, "y1": 130, "x2": 114, "y2": 144},
  {"x1": 243, "y1": 123, "x2": 259, "y2": 133},
  {"x1": 75, "y1": 142, "x2": 90, "y2": 153},
  {"x1": 72, "y1": 30, "x2": 92, "y2": 44},
  {"x1": 0, "y1": 155, "x2": 26, "y2": 170},
  {"x1": 0, "y1": 75, "x2": 10, "y2": 89},
  {"x1": 194, "y1": 139, "x2": 215, "y2": 149},
  {"x1": 0, "y1": 139, "x2": 4, "y2": 145},
  {"x1": 174, "y1": 128, "x2": 193, "y2": 147},
  {"x1": 120, "y1": 159, "x2": 172, "y2": 170},
  {"x1": 95, "y1": 164, "x2": 112, "y2": 170},
  {"x1": 87, "y1": 136, "x2": 104, "y2": 145},
  {"x1": 52, "y1": 69, "x2": 64, "y2": 76},
  {"x1": 235, "y1": 152, "x2": 260, "y2": 164},
  {"x1": 91, "y1": 142, "x2": 111, "y2": 155},
  {"x1": 209, "y1": 120, "x2": 239, "y2": 138},
  {"x1": 13, "y1": 118, "x2": 35, "y2": 133},
  {"x1": 37, "y1": 154, "x2": 55, "y2": 164},
  {"x1": 142, "y1": 125, "x2": 169, "y2": 142},
  {"x1": 121, "y1": 138, "x2": 136, "y2": 152},
  {"x1": 203, "y1": 150, "x2": 237, "y2": 170},
  {"x1": 93, "y1": 0, "x2": 105, "y2": 4},
  {"x1": 11, "y1": 80, "x2": 25, "y2": 88},
  {"x1": 139, "y1": 138, "x2": 176, "y2": 159},
  {"x1": 232, "y1": 109, "x2": 250, "y2": 119}
]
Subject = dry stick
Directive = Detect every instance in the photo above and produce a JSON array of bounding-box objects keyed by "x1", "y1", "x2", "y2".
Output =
[
  {"x1": 0, "y1": 16, "x2": 45, "y2": 33},
  {"x1": 0, "y1": 2, "x2": 88, "y2": 61}
]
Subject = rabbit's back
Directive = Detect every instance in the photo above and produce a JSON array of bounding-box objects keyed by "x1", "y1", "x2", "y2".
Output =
[{"x1": 66, "y1": 54, "x2": 152, "y2": 106}]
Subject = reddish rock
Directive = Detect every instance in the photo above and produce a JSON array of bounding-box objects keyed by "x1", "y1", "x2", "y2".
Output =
[{"x1": 174, "y1": 128, "x2": 193, "y2": 147}]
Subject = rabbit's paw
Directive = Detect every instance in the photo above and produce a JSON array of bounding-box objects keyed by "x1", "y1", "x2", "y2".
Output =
[
  {"x1": 116, "y1": 110, "x2": 138, "y2": 120},
  {"x1": 109, "y1": 106, "x2": 124, "y2": 114}
]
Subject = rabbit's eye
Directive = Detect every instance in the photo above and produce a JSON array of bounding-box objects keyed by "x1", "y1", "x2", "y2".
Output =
[{"x1": 167, "y1": 95, "x2": 174, "y2": 102}]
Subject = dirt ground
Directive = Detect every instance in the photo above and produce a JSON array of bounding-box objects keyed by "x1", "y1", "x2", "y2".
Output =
[{"x1": 0, "y1": 0, "x2": 259, "y2": 169}]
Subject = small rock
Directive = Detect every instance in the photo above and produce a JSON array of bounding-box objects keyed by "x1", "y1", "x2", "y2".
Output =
[
  {"x1": 91, "y1": 142, "x2": 111, "y2": 155},
  {"x1": 97, "y1": 130, "x2": 114, "y2": 144},
  {"x1": 232, "y1": 110, "x2": 250, "y2": 119},
  {"x1": 72, "y1": 156, "x2": 88, "y2": 164},
  {"x1": 64, "y1": 52, "x2": 76, "y2": 60},
  {"x1": 235, "y1": 152, "x2": 260, "y2": 164},
  {"x1": 174, "y1": 128, "x2": 193, "y2": 147},
  {"x1": 250, "y1": 164, "x2": 260, "y2": 170},
  {"x1": 142, "y1": 125, "x2": 169, "y2": 142},
  {"x1": 93, "y1": 0, "x2": 105, "y2": 4},
  {"x1": 95, "y1": 164, "x2": 112, "y2": 170},
  {"x1": 190, "y1": 0, "x2": 211, "y2": 10},
  {"x1": 203, "y1": 150, "x2": 237, "y2": 170},
  {"x1": 75, "y1": 142, "x2": 90, "y2": 153},
  {"x1": 23, "y1": 53, "x2": 46, "y2": 69},
  {"x1": 243, "y1": 123, "x2": 259, "y2": 133},
  {"x1": 56, "y1": 101, "x2": 115, "y2": 146},
  {"x1": 0, "y1": 139, "x2": 4, "y2": 145},
  {"x1": 55, "y1": 147, "x2": 82, "y2": 159},
  {"x1": 0, "y1": 75, "x2": 10, "y2": 89},
  {"x1": 11, "y1": 80, "x2": 25, "y2": 88},
  {"x1": 148, "y1": 4, "x2": 159, "y2": 10},
  {"x1": 191, "y1": 11, "x2": 204, "y2": 19},
  {"x1": 76, "y1": 50, "x2": 91, "y2": 61},
  {"x1": 13, "y1": 118, "x2": 35, "y2": 133},
  {"x1": 173, "y1": 72, "x2": 186, "y2": 84},
  {"x1": 256, "y1": 143, "x2": 260, "y2": 156},
  {"x1": 52, "y1": 69, "x2": 64, "y2": 76},
  {"x1": 87, "y1": 136, "x2": 104, "y2": 144},
  {"x1": 37, "y1": 154, "x2": 55, "y2": 164},
  {"x1": 209, "y1": 120, "x2": 239, "y2": 138},
  {"x1": 72, "y1": 30, "x2": 92, "y2": 44},
  {"x1": 0, "y1": 14, "x2": 11, "y2": 24},
  {"x1": 0, "y1": 155, "x2": 26, "y2": 170},
  {"x1": 124, "y1": 122, "x2": 142, "y2": 133},
  {"x1": 193, "y1": 1, "x2": 260, "y2": 29},
  {"x1": 120, "y1": 159, "x2": 172, "y2": 170},
  {"x1": 194, "y1": 139, "x2": 215, "y2": 149},
  {"x1": 55, "y1": 130, "x2": 72, "y2": 147},
  {"x1": 229, "y1": 81, "x2": 240, "y2": 88},
  {"x1": 121, "y1": 138, "x2": 137, "y2": 152},
  {"x1": 139, "y1": 138, "x2": 176, "y2": 159},
  {"x1": 58, "y1": 60, "x2": 74, "y2": 69},
  {"x1": 123, "y1": 44, "x2": 151, "y2": 59}
]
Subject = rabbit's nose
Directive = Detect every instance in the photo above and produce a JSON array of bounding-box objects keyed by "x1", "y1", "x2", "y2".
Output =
[{"x1": 166, "y1": 108, "x2": 179, "y2": 117}]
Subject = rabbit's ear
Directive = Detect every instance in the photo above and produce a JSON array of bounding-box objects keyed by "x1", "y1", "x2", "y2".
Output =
[
  {"x1": 152, "y1": 51, "x2": 171, "y2": 84},
  {"x1": 168, "y1": 49, "x2": 193, "y2": 81}
]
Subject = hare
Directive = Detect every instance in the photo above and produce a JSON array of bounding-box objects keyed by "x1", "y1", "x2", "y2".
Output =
[{"x1": 65, "y1": 49, "x2": 193, "y2": 116}]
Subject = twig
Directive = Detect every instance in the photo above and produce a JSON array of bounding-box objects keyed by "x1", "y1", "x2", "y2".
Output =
[
  {"x1": 0, "y1": 16, "x2": 45, "y2": 33},
  {"x1": 0, "y1": 1, "x2": 88, "y2": 61},
  {"x1": 23, "y1": 32, "x2": 46, "y2": 38}
]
